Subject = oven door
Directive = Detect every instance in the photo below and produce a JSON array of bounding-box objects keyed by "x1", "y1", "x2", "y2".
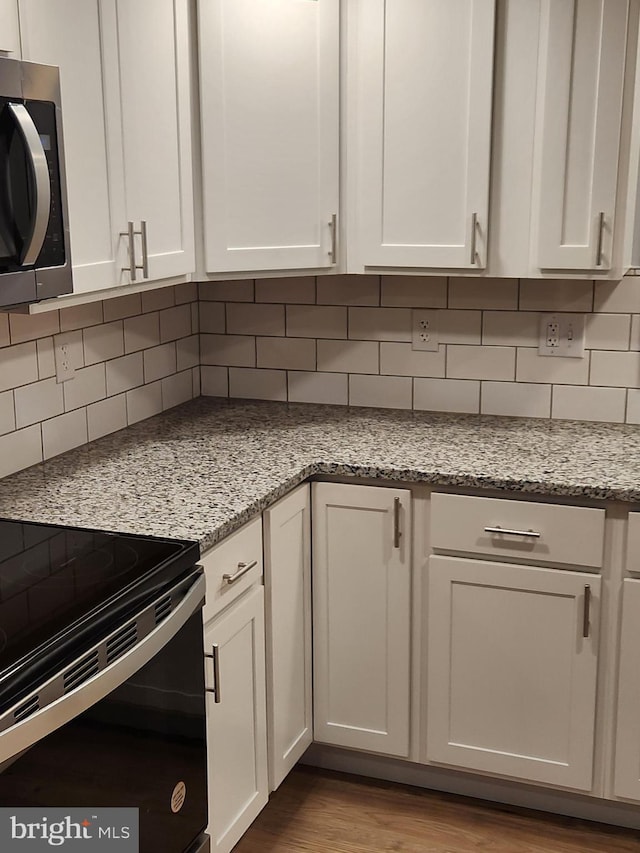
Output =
[{"x1": 0, "y1": 571, "x2": 209, "y2": 853}]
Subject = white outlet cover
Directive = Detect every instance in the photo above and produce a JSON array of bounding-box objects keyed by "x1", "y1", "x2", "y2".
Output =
[
  {"x1": 538, "y1": 313, "x2": 586, "y2": 358},
  {"x1": 411, "y1": 309, "x2": 439, "y2": 352}
]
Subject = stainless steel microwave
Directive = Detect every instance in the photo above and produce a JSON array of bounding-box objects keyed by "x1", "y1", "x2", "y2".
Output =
[{"x1": 0, "y1": 57, "x2": 72, "y2": 309}]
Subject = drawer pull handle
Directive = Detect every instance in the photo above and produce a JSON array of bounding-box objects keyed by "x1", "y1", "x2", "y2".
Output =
[
  {"x1": 393, "y1": 497, "x2": 401, "y2": 549},
  {"x1": 583, "y1": 585, "x2": 591, "y2": 639},
  {"x1": 484, "y1": 526, "x2": 541, "y2": 539},
  {"x1": 222, "y1": 560, "x2": 258, "y2": 584},
  {"x1": 204, "y1": 643, "x2": 222, "y2": 703}
]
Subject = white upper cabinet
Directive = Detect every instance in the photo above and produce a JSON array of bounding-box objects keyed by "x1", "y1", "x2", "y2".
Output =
[
  {"x1": 19, "y1": 0, "x2": 194, "y2": 295},
  {"x1": 198, "y1": 0, "x2": 339, "y2": 275},
  {"x1": 535, "y1": 0, "x2": 629, "y2": 271},
  {"x1": 101, "y1": 0, "x2": 195, "y2": 284},
  {"x1": 352, "y1": 0, "x2": 496, "y2": 270},
  {"x1": 0, "y1": 1, "x2": 20, "y2": 55}
]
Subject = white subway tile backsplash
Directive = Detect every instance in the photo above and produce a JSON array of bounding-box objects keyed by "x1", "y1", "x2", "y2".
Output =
[
  {"x1": 317, "y1": 274, "x2": 380, "y2": 306},
  {"x1": 124, "y1": 312, "x2": 160, "y2": 353},
  {"x1": 126, "y1": 381, "x2": 163, "y2": 425},
  {"x1": 449, "y1": 278, "x2": 518, "y2": 310},
  {"x1": 0, "y1": 390, "x2": 15, "y2": 436},
  {"x1": 590, "y1": 351, "x2": 640, "y2": 388},
  {"x1": 63, "y1": 364, "x2": 107, "y2": 411},
  {"x1": 106, "y1": 352, "x2": 144, "y2": 397},
  {"x1": 161, "y1": 370, "x2": 193, "y2": 410},
  {"x1": 585, "y1": 313, "x2": 631, "y2": 350},
  {"x1": 201, "y1": 334, "x2": 255, "y2": 367},
  {"x1": 192, "y1": 366, "x2": 201, "y2": 397},
  {"x1": 0, "y1": 314, "x2": 9, "y2": 348},
  {"x1": 349, "y1": 307, "x2": 412, "y2": 342},
  {"x1": 381, "y1": 276, "x2": 447, "y2": 308},
  {"x1": 141, "y1": 286, "x2": 175, "y2": 312},
  {"x1": 0, "y1": 425, "x2": 42, "y2": 478},
  {"x1": 288, "y1": 371, "x2": 348, "y2": 405},
  {"x1": 482, "y1": 311, "x2": 539, "y2": 347},
  {"x1": 87, "y1": 394, "x2": 127, "y2": 441},
  {"x1": 14, "y1": 377, "x2": 64, "y2": 428},
  {"x1": 0, "y1": 342, "x2": 39, "y2": 393},
  {"x1": 257, "y1": 337, "x2": 316, "y2": 371},
  {"x1": 439, "y1": 310, "x2": 482, "y2": 345},
  {"x1": 594, "y1": 277, "x2": 640, "y2": 314},
  {"x1": 516, "y1": 347, "x2": 590, "y2": 385},
  {"x1": 256, "y1": 276, "x2": 315, "y2": 304},
  {"x1": 227, "y1": 303, "x2": 284, "y2": 336},
  {"x1": 160, "y1": 305, "x2": 192, "y2": 343},
  {"x1": 287, "y1": 305, "x2": 347, "y2": 339},
  {"x1": 229, "y1": 367, "x2": 287, "y2": 401},
  {"x1": 191, "y1": 302, "x2": 199, "y2": 334},
  {"x1": 447, "y1": 345, "x2": 515, "y2": 381},
  {"x1": 551, "y1": 385, "x2": 626, "y2": 423},
  {"x1": 83, "y1": 321, "x2": 124, "y2": 366},
  {"x1": 42, "y1": 409, "x2": 88, "y2": 459},
  {"x1": 177, "y1": 335, "x2": 200, "y2": 372},
  {"x1": 60, "y1": 302, "x2": 103, "y2": 332},
  {"x1": 201, "y1": 366, "x2": 228, "y2": 397},
  {"x1": 36, "y1": 338, "x2": 56, "y2": 380},
  {"x1": 380, "y1": 342, "x2": 445, "y2": 378},
  {"x1": 103, "y1": 293, "x2": 142, "y2": 322},
  {"x1": 481, "y1": 381, "x2": 551, "y2": 419},
  {"x1": 519, "y1": 280, "x2": 593, "y2": 312},
  {"x1": 199, "y1": 280, "x2": 254, "y2": 302},
  {"x1": 630, "y1": 315, "x2": 640, "y2": 351},
  {"x1": 144, "y1": 342, "x2": 177, "y2": 383},
  {"x1": 175, "y1": 282, "x2": 198, "y2": 304},
  {"x1": 414, "y1": 378, "x2": 480, "y2": 414},
  {"x1": 9, "y1": 311, "x2": 60, "y2": 344},
  {"x1": 317, "y1": 339, "x2": 379, "y2": 374},
  {"x1": 349, "y1": 374, "x2": 412, "y2": 409}
]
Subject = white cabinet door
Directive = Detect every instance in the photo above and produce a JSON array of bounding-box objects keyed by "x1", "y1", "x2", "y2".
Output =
[
  {"x1": 205, "y1": 585, "x2": 268, "y2": 853},
  {"x1": 101, "y1": 0, "x2": 195, "y2": 283},
  {"x1": 613, "y1": 578, "x2": 640, "y2": 801},
  {"x1": 19, "y1": 0, "x2": 121, "y2": 294},
  {"x1": 355, "y1": 0, "x2": 495, "y2": 270},
  {"x1": 198, "y1": 0, "x2": 339, "y2": 274},
  {"x1": 312, "y1": 482, "x2": 411, "y2": 757},
  {"x1": 426, "y1": 555, "x2": 600, "y2": 790},
  {"x1": 263, "y1": 484, "x2": 312, "y2": 791},
  {"x1": 0, "y1": 1, "x2": 20, "y2": 54},
  {"x1": 535, "y1": 0, "x2": 628, "y2": 271}
]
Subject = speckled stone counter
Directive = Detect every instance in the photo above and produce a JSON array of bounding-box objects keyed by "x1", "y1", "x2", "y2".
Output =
[{"x1": 0, "y1": 397, "x2": 639, "y2": 551}]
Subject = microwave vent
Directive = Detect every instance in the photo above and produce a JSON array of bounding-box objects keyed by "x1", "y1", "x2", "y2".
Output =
[
  {"x1": 106, "y1": 622, "x2": 138, "y2": 664},
  {"x1": 63, "y1": 650, "x2": 99, "y2": 693},
  {"x1": 154, "y1": 594, "x2": 172, "y2": 625},
  {"x1": 13, "y1": 695, "x2": 40, "y2": 723}
]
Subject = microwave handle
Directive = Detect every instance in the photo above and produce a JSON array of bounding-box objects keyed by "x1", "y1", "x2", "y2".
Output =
[{"x1": 7, "y1": 103, "x2": 51, "y2": 265}]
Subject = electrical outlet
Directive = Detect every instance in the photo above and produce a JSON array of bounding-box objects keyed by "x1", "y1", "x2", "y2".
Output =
[
  {"x1": 54, "y1": 333, "x2": 76, "y2": 383},
  {"x1": 538, "y1": 313, "x2": 585, "y2": 358},
  {"x1": 411, "y1": 309, "x2": 439, "y2": 352}
]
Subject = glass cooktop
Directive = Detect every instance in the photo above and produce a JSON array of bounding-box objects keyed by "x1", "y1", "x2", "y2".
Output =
[{"x1": 0, "y1": 517, "x2": 200, "y2": 680}]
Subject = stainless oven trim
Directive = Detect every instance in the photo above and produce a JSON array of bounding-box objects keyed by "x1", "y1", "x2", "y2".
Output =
[{"x1": 0, "y1": 571, "x2": 205, "y2": 765}]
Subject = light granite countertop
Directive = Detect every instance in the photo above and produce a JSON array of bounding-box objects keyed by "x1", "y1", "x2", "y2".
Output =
[{"x1": 0, "y1": 397, "x2": 639, "y2": 552}]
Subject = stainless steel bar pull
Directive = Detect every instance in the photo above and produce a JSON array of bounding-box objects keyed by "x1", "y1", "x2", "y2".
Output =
[
  {"x1": 484, "y1": 526, "x2": 541, "y2": 538},
  {"x1": 328, "y1": 214, "x2": 337, "y2": 265},
  {"x1": 222, "y1": 560, "x2": 257, "y2": 584},
  {"x1": 470, "y1": 212, "x2": 478, "y2": 265},
  {"x1": 393, "y1": 497, "x2": 401, "y2": 549},
  {"x1": 211, "y1": 644, "x2": 221, "y2": 703},
  {"x1": 140, "y1": 219, "x2": 149, "y2": 279},
  {"x1": 583, "y1": 585, "x2": 591, "y2": 639},
  {"x1": 120, "y1": 221, "x2": 149, "y2": 281},
  {"x1": 596, "y1": 212, "x2": 605, "y2": 267}
]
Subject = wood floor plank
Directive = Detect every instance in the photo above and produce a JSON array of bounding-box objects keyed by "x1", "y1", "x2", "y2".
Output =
[{"x1": 234, "y1": 767, "x2": 640, "y2": 853}]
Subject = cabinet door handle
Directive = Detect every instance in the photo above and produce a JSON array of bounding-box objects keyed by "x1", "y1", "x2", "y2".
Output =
[
  {"x1": 583, "y1": 584, "x2": 591, "y2": 639},
  {"x1": 470, "y1": 212, "x2": 478, "y2": 265},
  {"x1": 328, "y1": 213, "x2": 337, "y2": 265},
  {"x1": 140, "y1": 219, "x2": 149, "y2": 279},
  {"x1": 484, "y1": 525, "x2": 541, "y2": 538},
  {"x1": 204, "y1": 643, "x2": 221, "y2": 703},
  {"x1": 120, "y1": 221, "x2": 137, "y2": 281},
  {"x1": 596, "y1": 212, "x2": 605, "y2": 267},
  {"x1": 222, "y1": 559, "x2": 258, "y2": 584},
  {"x1": 393, "y1": 497, "x2": 401, "y2": 549}
]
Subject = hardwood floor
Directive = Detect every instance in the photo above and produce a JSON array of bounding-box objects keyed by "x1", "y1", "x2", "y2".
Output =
[{"x1": 234, "y1": 766, "x2": 640, "y2": 853}]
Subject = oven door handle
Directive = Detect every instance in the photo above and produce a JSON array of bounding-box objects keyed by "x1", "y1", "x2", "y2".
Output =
[
  {"x1": 0, "y1": 571, "x2": 205, "y2": 766},
  {"x1": 7, "y1": 103, "x2": 51, "y2": 266}
]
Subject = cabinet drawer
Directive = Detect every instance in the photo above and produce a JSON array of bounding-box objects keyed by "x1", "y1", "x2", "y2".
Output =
[
  {"x1": 201, "y1": 516, "x2": 263, "y2": 623},
  {"x1": 430, "y1": 493, "x2": 604, "y2": 569}
]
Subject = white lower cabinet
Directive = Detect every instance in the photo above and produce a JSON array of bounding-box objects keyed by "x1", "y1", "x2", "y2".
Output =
[
  {"x1": 312, "y1": 482, "x2": 412, "y2": 757},
  {"x1": 613, "y1": 578, "x2": 640, "y2": 801},
  {"x1": 263, "y1": 484, "x2": 313, "y2": 791},
  {"x1": 425, "y1": 555, "x2": 600, "y2": 790},
  {"x1": 204, "y1": 584, "x2": 268, "y2": 853}
]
